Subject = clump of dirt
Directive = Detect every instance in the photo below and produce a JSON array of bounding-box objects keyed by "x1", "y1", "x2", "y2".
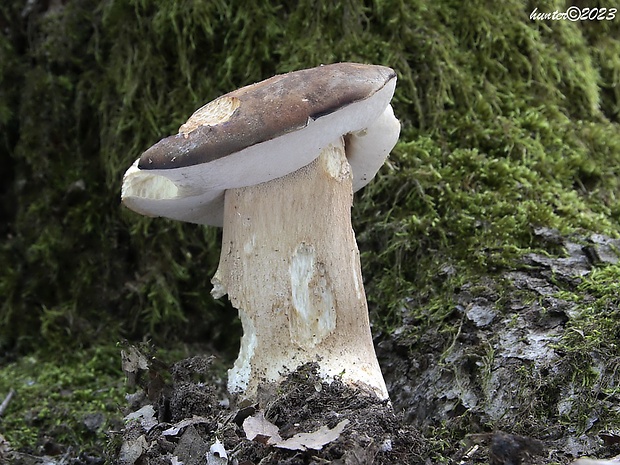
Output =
[{"x1": 112, "y1": 349, "x2": 425, "y2": 465}]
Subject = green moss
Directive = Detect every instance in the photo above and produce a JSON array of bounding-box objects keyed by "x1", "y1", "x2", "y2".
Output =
[
  {"x1": 559, "y1": 264, "x2": 620, "y2": 355},
  {"x1": 0, "y1": 345, "x2": 128, "y2": 453},
  {"x1": 353, "y1": 1, "x2": 620, "y2": 330}
]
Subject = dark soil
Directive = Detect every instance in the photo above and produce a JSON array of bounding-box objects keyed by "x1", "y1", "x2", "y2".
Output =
[{"x1": 113, "y1": 357, "x2": 426, "y2": 465}]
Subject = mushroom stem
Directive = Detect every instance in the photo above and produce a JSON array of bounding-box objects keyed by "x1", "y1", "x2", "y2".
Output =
[{"x1": 211, "y1": 137, "x2": 388, "y2": 401}]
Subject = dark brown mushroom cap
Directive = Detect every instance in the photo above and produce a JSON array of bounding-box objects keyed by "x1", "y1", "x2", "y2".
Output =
[{"x1": 138, "y1": 63, "x2": 397, "y2": 170}]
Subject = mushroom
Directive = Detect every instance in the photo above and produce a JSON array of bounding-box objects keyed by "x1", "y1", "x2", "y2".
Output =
[{"x1": 121, "y1": 63, "x2": 400, "y2": 401}]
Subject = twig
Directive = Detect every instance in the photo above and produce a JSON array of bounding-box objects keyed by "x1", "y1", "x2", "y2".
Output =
[{"x1": 0, "y1": 389, "x2": 15, "y2": 417}]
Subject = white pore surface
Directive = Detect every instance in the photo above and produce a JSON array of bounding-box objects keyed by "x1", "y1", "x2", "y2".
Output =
[
  {"x1": 120, "y1": 78, "x2": 397, "y2": 226},
  {"x1": 347, "y1": 104, "x2": 401, "y2": 192}
]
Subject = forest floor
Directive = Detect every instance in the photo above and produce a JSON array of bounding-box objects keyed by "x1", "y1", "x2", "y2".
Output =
[{"x1": 1, "y1": 229, "x2": 620, "y2": 464}]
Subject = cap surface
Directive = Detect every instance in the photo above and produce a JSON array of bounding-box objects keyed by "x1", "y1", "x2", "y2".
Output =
[
  {"x1": 122, "y1": 62, "x2": 399, "y2": 226},
  {"x1": 139, "y1": 63, "x2": 396, "y2": 170}
]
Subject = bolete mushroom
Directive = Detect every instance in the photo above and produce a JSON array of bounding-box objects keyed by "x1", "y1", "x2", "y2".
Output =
[{"x1": 121, "y1": 63, "x2": 400, "y2": 401}]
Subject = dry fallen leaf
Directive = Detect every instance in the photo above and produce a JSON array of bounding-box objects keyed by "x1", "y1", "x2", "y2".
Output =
[
  {"x1": 162, "y1": 415, "x2": 213, "y2": 436},
  {"x1": 573, "y1": 457, "x2": 620, "y2": 465},
  {"x1": 274, "y1": 419, "x2": 350, "y2": 451},
  {"x1": 600, "y1": 432, "x2": 620, "y2": 446},
  {"x1": 207, "y1": 438, "x2": 228, "y2": 465},
  {"x1": 121, "y1": 346, "x2": 149, "y2": 373},
  {"x1": 124, "y1": 404, "x2": 157, "y2": 432},
  {"x1": 242, "y1": 411, "x2": 350, "y2": 451},
  {"x1": 118, "y1": 434, "x2": 149, "y2": 465},
  {"x1": 242, "y1": 411, "x2": 283, "y2": 444},
  {"x1": 121, "y1": 346, "x2": 150, "y2": 387}
]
